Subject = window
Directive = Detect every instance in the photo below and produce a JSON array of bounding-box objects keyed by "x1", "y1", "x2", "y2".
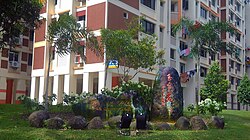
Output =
[
  {"x1": 180, "y1": 41, "x2": 188, "y2": 51},
  {"x1": 182, "y1": 0, "x2": 189, "y2": 10},
  {"x1": 200, "y1": 48, "x2": 207, "y2": 57},
  {"x1": 170, "y1": 48, "x2": 176, "y2": 59},
  {"x1": 29, "y1": 30, "x2": 34, "y2": 41},
  {"x1": 210, "y1": 52, "x2": 216, "y2": 61},
  {"x1": 229, "y1": 11, "x2": 234, "y2": 22},
  {"x1": 236, "y1": 17, "x2": 240, "y2": 27},
  {"x1": 230, "y1": 76, "x2": 234, "y2": 85},
  {"x1": 123, "y1": 12, "x2": 128, "y2": 19},
  {"x1": 229, "y1": 31, "x2": 234, "y2": 38},
  {"x1": 180, "y1": 63, "x2": 186, "y2": 73},
  {"x1": 9, "y1": 51, "x2": 19, "y2": 62},
  {"x1": 200, "y1": 67, "x2": 207, "y2": 77},
  {"x1": 236, "y1": 63, "x2": 241, "y2": 71},
  {"x1": 200, "y1": 7, "x2": 207, "y2": 19},
  {"x1": 229, "y1": 0, "x2": 234, "y2": 5},
  {"x1": 236, "y1": 2, "x2": 241, "y2": 12},
  {"x1": 230, "y1": 60, "x2": 234, "y2": 68},
  {"x1": 160, "y1": 27, "x2": 163, "y2": 32},
  {"x1": 55, "y1": 0, "x2": 58, "y2": 5},
  {"x1": 141, "y1": 20, "x2": 155, "y2": 34},
  {"x1": 236, "y1": 33, "x2": 241, "y2": 42},
  {"x1": 171, "y1": 25, "x2": 176, "y2": 37},
  {"x1": 28, "y1": 54, "x2": 32, "y2": 66},
  {"x1": 78, "y1": 15, "x2": 85, "y2": 21},
  {"x1": 141, "y1": 0, "x2": 155, "y2": 10},
  {"x1": 236, "y1": 79, "x2": 241, "y2": 86},
  {"x1": 211, "y1": 0, "x2": 216, "y2": 7}
]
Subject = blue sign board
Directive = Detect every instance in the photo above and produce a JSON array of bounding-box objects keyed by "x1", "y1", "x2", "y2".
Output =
[{"x1": 108, "y1": 60, "x2": 119, "y2": 69}]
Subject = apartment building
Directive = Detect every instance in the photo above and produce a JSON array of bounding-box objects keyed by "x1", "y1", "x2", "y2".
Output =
[
  {"x1": 31, "y1": 0, "x2": 249, "y2": 110},
  {"x1": 170, "y1": 0, "x2": 249, "y2": 110},
  {"x1": 0, "y1": 29, "x2": 34, "y2": 104},
  {"x1": 30, "y1": 0, "x2": 173, "y2": 104},
  {"x1": 220, "y1": 0, "x2": 247, "y2": 110}
]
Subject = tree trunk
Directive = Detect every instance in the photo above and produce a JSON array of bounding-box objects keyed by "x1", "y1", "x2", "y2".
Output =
[
  {"x1": 196, "y1": 45, "x2": 201, "y2": 105},
  {"x1": 44, "y1": 47, "x2": 51, "y2": 111}
]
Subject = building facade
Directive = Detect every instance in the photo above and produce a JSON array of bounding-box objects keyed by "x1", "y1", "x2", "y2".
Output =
[
  {"x1": 0, "y1": 29, "x2": 34, "y2": 104},
  {"x1": 31, "y1": 0, "x2": 249, "y2": 110}
]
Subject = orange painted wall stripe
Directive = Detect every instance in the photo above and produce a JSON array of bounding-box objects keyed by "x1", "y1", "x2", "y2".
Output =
[
  {"x1": 0, "y1": 89, "x2": 6, "y2": 92},
  {"x1": 0, "y1": 89, "x2": 26, "y2": 94},
  {"x1": 16, "y1": 90, "x2": 26, "y2": 94},
  {"x1": 200, "y1": 2, "x2": 219, "y2": 17},
  {"x1": 0, "y1": 100, "x2": 6, "y2": 104}
]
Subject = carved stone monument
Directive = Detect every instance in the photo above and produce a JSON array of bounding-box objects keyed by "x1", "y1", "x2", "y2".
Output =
[{"x1": 152, "y1": 67, "x2": 183, "y2": 120}]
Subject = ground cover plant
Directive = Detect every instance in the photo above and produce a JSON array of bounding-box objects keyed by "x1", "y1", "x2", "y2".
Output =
[{"x1": 0, "y1": 104, "x2": 250, "y2": 140}]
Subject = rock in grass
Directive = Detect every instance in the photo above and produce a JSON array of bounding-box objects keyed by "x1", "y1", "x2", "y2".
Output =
[
  {"x1": 209, "y1": 116, "x2": 225, "y2": 129},
  {"x1": 190, "y1": 116, "x2": 207, "y2": 130},
  {"x1": 28, "y1": 110, "x2": 49, "y2": 128},
  {"x1": 108, "y1": 115, "x2": 121, "y2": 129},
  {"x1": 88, "y1": 117, "x2": 104, "y2": 129},
  {"x1": 175, "y1": 116, "x2": 190, "y2": 130},
  {"x1": 156, "y1": 123, "x2": 171, "y2": 130},
  {"x1": 46, "y1": 117, "x2": 64, "y2": 129},
  {"x1": 67, "y1": 116, "x2": 88, "y2": 129}
]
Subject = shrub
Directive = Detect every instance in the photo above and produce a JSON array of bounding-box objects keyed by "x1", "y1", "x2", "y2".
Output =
[
  {"x1": 197, "y1": 98, "x2": 227, "y2": 116},
  {"x1": 187, "y1": 104, "x2": 195, "y2": 112},
  {"x1": 17, "y1": 95, "x2": 42, "y2": 111}
]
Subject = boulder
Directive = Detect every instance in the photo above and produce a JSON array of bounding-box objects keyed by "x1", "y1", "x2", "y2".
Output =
[
  {"x1": 190, "y1": 116, "x2": 207, "y2": 130},
  {"x1": 46, "y1": 117, "x2": 65, "y2": 129},
  {"x1": 87, "y1": 117, "x2": 104, "y2": 129},
  {"x1": 28, "y1": 110, "x2": 49, "y2": 128},
  {"x1": 108, "y1": 115, "x2": 121, "y2": 129},
  {"x1": 175, "y1": 116, "x2": 190, "y2": 130},
  {"x1": 156, "y1": 123, "x2": 171, "y2": 130},
  {"x1": 209, "y1": 116, "x2": 225, "y2": 129},
  {"x1": 67, "y1": 116, "x2": 88, "y2": 129}
]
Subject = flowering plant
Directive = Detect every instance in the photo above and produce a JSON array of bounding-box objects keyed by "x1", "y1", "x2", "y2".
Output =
[{"x1": 197, "y1": 98, "x2": 227, "y2": 116}]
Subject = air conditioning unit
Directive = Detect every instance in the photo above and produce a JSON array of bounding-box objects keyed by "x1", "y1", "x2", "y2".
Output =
[
  {"x1": 77, "y1": 20, "x2": 85, "y2": 29},
  {"x1": 9, "y1": 61, "x2": 20, "y2": 68},
  {"x1": 74, "y1": 55, "x2": 83, "y2": 64}
]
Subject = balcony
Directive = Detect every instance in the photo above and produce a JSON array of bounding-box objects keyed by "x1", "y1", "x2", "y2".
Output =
[{"x1": 171, "y1": 12, "x2": 179, "y2": 24}]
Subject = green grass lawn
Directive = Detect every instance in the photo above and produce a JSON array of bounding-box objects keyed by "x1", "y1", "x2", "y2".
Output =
[{"x1": 0, "y1": 104, "x2": 250, "y2": 140}]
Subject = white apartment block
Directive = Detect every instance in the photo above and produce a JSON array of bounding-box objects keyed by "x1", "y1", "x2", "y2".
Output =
[{"x1": 30, "y1": 0, "x2": 249, "y2": 110}]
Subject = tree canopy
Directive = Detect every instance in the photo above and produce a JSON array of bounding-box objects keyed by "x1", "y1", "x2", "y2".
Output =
[
  {"x1": 173, "y1": 18, "x2": 236, "y2": 57},
  {"x1": 47, "y1": 14, "x2": 99, "y2": 60},
  {"x1": 200, "y1": 62, "x2": 229, "y2": 102},
  {"x1": 100, "y1": 18, "x2": 165, "y2": 81},
  {"x1": 44, "y1": 14, "x2": 98, "y2": 110},
  {"x1": 237, "y1": 74, "x2": 250, "y2": 105},
  {"x1": 0, "y1": 0, "x2": 43, "y2": 48}
]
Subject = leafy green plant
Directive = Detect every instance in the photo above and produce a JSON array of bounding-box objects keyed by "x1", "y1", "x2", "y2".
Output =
[
  {"x1": 187, "y1": 104, "x2": 195, "y2": 112},
  {"x1": 200, "y1": 62, "x2": 229, "y2": 102},
  {"x1": 197, "y1": 98, "x2": 226, "y2": 116},
  {"x1": 17, "y1": 95, "x2": 42, "y2": 111},
  {"x1": 237, "y1": 74, "x2": 250, "y2": 105}
]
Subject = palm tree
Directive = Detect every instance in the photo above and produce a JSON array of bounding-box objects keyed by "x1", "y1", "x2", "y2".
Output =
[
  {"x1": 173, "y1": 18, "x2": 236, "y2": 104},
  {"x1": 44, "y1": 14, "x2": 99, "y2": 111}
]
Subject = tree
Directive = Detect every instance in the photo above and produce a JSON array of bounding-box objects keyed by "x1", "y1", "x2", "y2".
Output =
[
  {"x1": 45, "y1": 14, "x2": 98, "y2": 110},
  {"x1": 200, "y1": 62, "x2": 229, "y2": 102},
  {"x1": 0, "y1": 0, "x2": 43, "y2": 48},
  {"x1": 173, "y1": 18, "x2": 235, "y2": 104},
  {"x1": 100, "y1": 18, "x2": 165, "y2": 83},
  {"x1": 237, "y1": 74, "x2": 250, "y2": 105}
]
